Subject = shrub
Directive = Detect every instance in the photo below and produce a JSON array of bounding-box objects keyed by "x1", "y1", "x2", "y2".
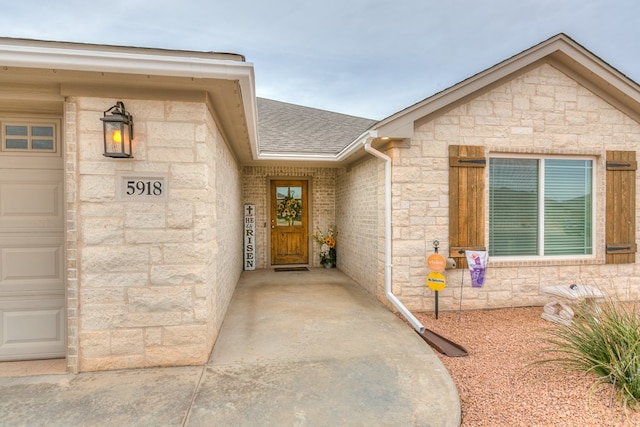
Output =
[{"x1": 539, "y1": 299, "x2": 640, "y2": 410}]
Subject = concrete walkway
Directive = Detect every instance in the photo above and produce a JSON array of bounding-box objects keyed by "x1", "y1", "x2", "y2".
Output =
[{"x1": 0, "y1": 268, "x2": 460, "y2": 426}]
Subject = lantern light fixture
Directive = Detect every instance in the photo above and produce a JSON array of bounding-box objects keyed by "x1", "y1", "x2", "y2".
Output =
[{"x1": 101, "y1": 101, "x2": 134, "y2": 158}]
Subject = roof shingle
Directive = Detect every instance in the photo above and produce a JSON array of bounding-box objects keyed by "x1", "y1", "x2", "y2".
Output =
[{"x1": 257, "y1": 98, "x2": 377, "y2": 155}]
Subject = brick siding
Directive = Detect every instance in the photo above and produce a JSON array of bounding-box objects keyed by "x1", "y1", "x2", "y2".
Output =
[{"x1": 242, "y1": 166, "x2": 336, "y2": 268}]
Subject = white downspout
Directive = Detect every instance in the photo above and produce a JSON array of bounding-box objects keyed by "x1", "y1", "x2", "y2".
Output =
[{"x1": 363, "y1": 134, "x2": 425, "y2": 334}]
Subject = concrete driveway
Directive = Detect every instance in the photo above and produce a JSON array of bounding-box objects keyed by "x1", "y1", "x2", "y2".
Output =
[{"x1": 0, "y1": 268, "x2": 460, "y2": 426}]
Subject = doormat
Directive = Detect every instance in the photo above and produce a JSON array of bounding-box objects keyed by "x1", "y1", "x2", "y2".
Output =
[{"x1": 274, "y1": 267, "x2": 309, "y2": 272}]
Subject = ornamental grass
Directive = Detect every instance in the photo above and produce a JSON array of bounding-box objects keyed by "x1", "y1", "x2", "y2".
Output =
[{"x1": 539, "y1": 299, "x2": 640, "y2": 410}]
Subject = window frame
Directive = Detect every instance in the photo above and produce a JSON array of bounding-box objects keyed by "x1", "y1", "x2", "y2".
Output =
[
  {"x1": 0, "y1": 118, "x2": 60, "y2": 155},
  {"x1": 489, "y1": 153, "x2": 597, "y2": 261}
]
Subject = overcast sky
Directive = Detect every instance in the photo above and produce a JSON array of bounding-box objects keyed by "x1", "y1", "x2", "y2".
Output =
[{"x1": 1, "y1": 1, "x2": 638, "y2": 119}]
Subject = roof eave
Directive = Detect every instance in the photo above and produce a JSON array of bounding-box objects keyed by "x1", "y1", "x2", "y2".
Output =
[
  {"x1": 370, "y1": 33, "x2": 640, "y2": 137},
  {"x1": 254, "y1": 127, "x2": 380, "y2": 164},
  {"x1": 0, "y1": 37, "x2": 258, "y2": 162}
]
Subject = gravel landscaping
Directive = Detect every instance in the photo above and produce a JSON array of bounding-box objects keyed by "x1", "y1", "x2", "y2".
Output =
[{"x1": 413, "y1": 306, "x2": 640, "y2": 427}]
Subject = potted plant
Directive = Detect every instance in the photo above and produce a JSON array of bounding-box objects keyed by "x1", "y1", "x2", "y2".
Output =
[{"x1": 312, "y1": 226, "x2": 337, "y2": 268}]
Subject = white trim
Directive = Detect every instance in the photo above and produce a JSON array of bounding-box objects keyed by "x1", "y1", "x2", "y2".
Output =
[
  {"x1": 257, "y1": 152, "x2": 344, "y2": 162},
  {"x1": 371, "y1": 34, "x2": 640, "y2": 145},
  {"x1": 0, "y1": 117, "x2": 61, "y2": 156},
  {"x1": 363, "y1": 132, "x2": 426, "y2": 334},
  {"x1": 0, "y1": 40, "x2": 253, "y2": 80},
  {"x1": 0, "y1": 38, "x2": 258, "y2": 161},
  {"x1": 256, "y1": 127, "x2": 376, "y2": 162},
  {"x1": 488, "y1": 153, "x2": 597, "y2": 260}
]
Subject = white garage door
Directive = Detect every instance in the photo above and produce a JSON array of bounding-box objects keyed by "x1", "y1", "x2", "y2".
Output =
[{"x1": 0, "y1": 151, "x2": 64, "y2": 361}]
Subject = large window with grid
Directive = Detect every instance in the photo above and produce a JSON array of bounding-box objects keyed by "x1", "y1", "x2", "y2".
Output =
[
  {"x1": 1, "y1": 120, "x2": 58, "y2": 153},
  {"x1": 489, "y1": 156, "x2": 594, "y2": 258}
]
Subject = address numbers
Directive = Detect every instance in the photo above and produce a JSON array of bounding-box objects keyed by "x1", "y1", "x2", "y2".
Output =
[
  {"x1": 126, "y1": 180, "x2": 163, "y2": 196},
  {"x1": 118, "y1": 174, "x2": 168, "y2": 202}
]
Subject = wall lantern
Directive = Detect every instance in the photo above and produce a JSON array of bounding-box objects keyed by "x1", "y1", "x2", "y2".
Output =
[{"x1": 100, "y1": 101, "x2": 134, "y2": 158}]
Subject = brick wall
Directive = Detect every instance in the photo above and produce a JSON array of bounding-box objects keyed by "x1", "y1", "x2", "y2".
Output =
[
  {"x1": 69, "y1": 97, "x2": 240, "y2": 371},
  {"x1": 242, "y1": 166, "x2": 336, "y2": 268},
  {"x1": 64, "y1": 100, "x2": 79, "y2": 373},
  {"x1": 335, "y1": 157, "x2": 384, "y2": 299},
  {"x1": 212, "y1": 114, "x2": 243, "y2": 333},
  {"x1": 392, "y1": 63, "x2": 640, "y2": 312}
]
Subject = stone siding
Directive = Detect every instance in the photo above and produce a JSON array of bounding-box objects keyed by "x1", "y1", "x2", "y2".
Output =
[
  {"x1": 391, "y1": 63, "x2": 640, "y2": 313},
  {"x1": 61, "y1": 61, "x2": 640, "y2": 372},
  {"x1": 68, "y1": 97, "x2": 240, "y2": 372}
]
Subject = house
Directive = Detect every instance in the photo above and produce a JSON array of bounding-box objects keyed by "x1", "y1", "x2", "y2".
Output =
[{"x1": 0, "y1": 33, "x2": 638, "y2": 373}]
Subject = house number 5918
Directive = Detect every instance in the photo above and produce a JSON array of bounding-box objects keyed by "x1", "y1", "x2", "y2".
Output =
[
  {"x1": 126, "y1": 180, "x2": 163, "y2": 196},
  {"x1": 118, "y1": 174, "x2": 168, "y2": 202}
]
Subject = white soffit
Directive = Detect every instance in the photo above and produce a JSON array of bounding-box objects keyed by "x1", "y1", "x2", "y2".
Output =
[{"x1": 0, "y1": 37, "x2": 258, "y2": 160}]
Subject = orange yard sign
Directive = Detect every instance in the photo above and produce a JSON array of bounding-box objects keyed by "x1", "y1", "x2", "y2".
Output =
[{"x1": 426, "y1": 253, "x2": 446, "y2": 273}]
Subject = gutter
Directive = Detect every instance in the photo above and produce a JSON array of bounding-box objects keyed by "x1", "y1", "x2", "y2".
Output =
[
  {"x1": 255, "y1": 124, "x2": 378, "y2": 163},
  {"x1": 362, "y1": 131, "x2": 426, "y2": 334},
  {"x1": 0, "y1": 39, "x2": 254, "y2": 80},
  {"x1": 0, "y1": 37, "x2": 258, "y2": 165}
]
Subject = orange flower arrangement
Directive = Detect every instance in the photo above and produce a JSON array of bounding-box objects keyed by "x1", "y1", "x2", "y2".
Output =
[{"x1": 312, "y1": 226, "x2": 338, "y2": 267}]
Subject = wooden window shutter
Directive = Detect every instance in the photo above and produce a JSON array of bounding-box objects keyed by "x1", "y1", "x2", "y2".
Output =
[
  {"x1": 606, "y1": 151, "x2": 637, "y2": 264},
  {"x1": 449, "y1": 145, "x2": 486, "y2": 268}
]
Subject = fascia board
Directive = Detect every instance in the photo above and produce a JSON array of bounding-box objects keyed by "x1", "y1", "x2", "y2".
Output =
[
  {"x1": 257, "y1": 35, "x2": 640, "y2": 166},
  {"x1": 0, "y1": 39, "x2": 258, "y2": 160},
  {"x1": 258, "y1": 152, "x2": 341, "y2": 162},
  {"x1": 373, "y1": 40, "x2": 565, "y2": 134},
  {"x1": 374, "y1": 35, "x2": 640, "y2": 135},
  {"x1": 257, "y1": 129, "x2": 379, "y2": 163},
  {"x1": 336, "y1": 129, "x2": 378, "y2": 160},
  {"x1": 234, "y1": 68, "x2": 258, "y2": 160},
  {"x1": 549, "y1": 44, "x2": 640, "y2": 105},
  {"x1": 0, "y1": 41, "x2": 253, "y2": 80}
]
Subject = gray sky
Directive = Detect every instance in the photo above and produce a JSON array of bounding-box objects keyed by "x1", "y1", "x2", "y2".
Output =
[{"x1": 2, "y1": 1, "x2": 638, "y2": 119}]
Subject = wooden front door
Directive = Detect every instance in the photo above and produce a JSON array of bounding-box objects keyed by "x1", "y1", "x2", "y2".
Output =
[{"x1": 271, "y1": 180, "x2": 308, "y2": 265}]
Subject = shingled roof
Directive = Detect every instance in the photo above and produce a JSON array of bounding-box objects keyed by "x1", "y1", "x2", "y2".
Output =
[{"x1": 257, "y1": 98, "x2": 377, "y2": 155}]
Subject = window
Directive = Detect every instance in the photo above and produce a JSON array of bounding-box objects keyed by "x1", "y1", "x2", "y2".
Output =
[
  {"x1": 275, "y1": 185, "x2": 303, "y2": 226},
  {"x1": 489, "y1": 156, "x2": 594, "y2": 258},
  {"x1": 2, "y1": 121, "x2": 57, "y2": 153}
]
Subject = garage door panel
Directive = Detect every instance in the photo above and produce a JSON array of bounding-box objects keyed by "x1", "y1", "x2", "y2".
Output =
[
  {"x1": 3, "y1": 247, "x2": 60, "y2": 281},
  {"x1": 0, "y1": 154, "x2": 64, "y2": 361},
  {"x1": 0, "y1": 297, "x2": 65, "y2": 360},
  {"x1": 1, "y1": 183, "x2": 60, "y2": 215},
  {"x1": 0, "y1": 235, "x2": 63, "y2": 293},
  {"x1": 0, "y1": 170, "x2": 63, "y2": 230},
  {"x1": 4, "y1": 309, "x2": 61, "y2": 342}
]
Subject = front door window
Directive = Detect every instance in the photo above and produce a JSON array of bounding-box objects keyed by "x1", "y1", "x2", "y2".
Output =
[
  {"x1": 271, "y1": 180, "x2": 308, "y2": 265},
  {"x1": 275, "y1": 185, "x2": 302, "y2": 226}
]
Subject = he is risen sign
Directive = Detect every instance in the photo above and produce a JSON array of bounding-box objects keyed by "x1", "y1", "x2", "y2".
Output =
[{"x1": 244, "y1": 204, "x2": 256, "y2": 270}]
